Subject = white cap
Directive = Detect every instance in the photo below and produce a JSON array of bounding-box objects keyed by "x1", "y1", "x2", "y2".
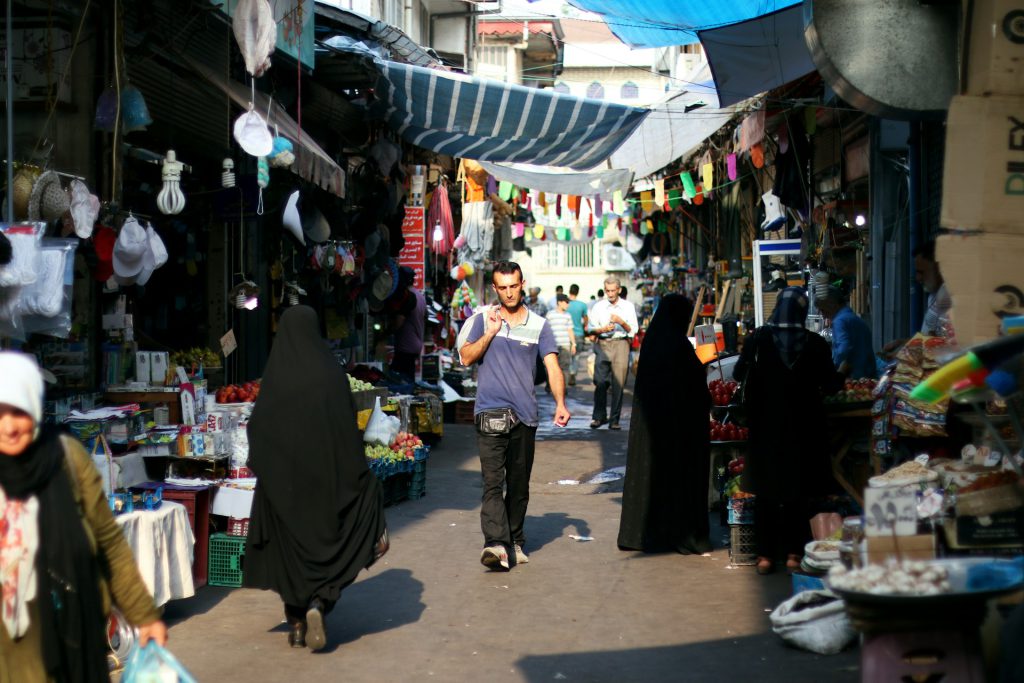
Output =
[
  {"x1": 233, "y1": 109, "x2": 273, "y2": 157},
  {"x1": 135, "y1": 223, "x2": 168, "y2": 286},
  {"x1": 112, "y1": 217, "x2": 148, "y2": 279}
]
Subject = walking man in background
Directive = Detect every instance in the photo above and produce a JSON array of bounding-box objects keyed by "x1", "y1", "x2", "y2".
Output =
[
  {"x1": 588, "y1": 276, "x2": 638, "y2": 430},
  {"x1": 459, "y1": 262, "x2": 571, "y2": 571},
  {"x1": 545, "y1": 294, "x2": 576, "y2": 393},
  {"x1": 566, "y1": 284, "x2": 588, "y2": 386}
]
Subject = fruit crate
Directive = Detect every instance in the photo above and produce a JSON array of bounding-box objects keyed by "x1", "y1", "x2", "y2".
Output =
[
  {"x1": 454, "y1": 400, "x2": 475, "y2": 425},
  {"x1": 408, "y1": 460, "x2": 427, "y2": 500},
  {"x1": 208, "y1": 533, "x2": 246, "y2": 587},
  {"x1": 728, "y1": 524, "x2": 757, "y2": 566},
  {"x1": 227, "y1": 517, "x2": 250, "y2": 537},
  {"x1": 382, "y1": 472, "x2": 412, "y2": 507}
]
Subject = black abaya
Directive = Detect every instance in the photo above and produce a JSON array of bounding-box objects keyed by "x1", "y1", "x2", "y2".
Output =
[
  {"x1": 617, "y1": 295, "x2": 712, "y2": 554},
  {"x1": 244, "y1": 306, "x2": 385, "y2": 607}
]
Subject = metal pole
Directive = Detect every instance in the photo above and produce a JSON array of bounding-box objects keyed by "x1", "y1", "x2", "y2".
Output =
[{"x1": 5, "y1": 0, "x2": 14, "y2": 223}]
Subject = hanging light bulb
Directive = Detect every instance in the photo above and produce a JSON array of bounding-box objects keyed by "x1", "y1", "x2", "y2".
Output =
[
  {"x1": 230, "y1": 279, "x2": 260, "y2": 311},
  {"x1": 221, "y1": 158, "x2": 236, "y2": 188},
  {"x1": 156, "y1": 150, "x2": 186, "y2": 215},
  {"x1": 432, "y1": 220, "x2": 443, "y2": 243},
  {"x1": 854, "y1": 213, "x2": 867, "y2": 227}
]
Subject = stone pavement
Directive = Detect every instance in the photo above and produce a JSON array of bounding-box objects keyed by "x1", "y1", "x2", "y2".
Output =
[{"x1": 160, "y1": 380, "x2": 861, "y2": 682}]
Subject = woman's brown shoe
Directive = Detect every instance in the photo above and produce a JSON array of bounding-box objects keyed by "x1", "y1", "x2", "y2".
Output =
[
  {"x1": 786, "y1": 554, "x2": 802, "y2": 571},
  {"x1": 756, "y1": 557, "x2": 775, "y2": 575}
]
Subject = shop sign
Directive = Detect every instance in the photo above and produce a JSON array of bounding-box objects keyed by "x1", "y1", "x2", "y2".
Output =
[
  {"x1": 220, "y1": 329, "x2": 238, "y2": 358},
  {"x1": 220, "y1": 0, "x2": 315, "y2": 71},
  {"x1": 863, "y1": 486, "x2": 917, "y2": 538},
  {"x1": 400, "y1": 206, "x2": 425, "y2": 290}
]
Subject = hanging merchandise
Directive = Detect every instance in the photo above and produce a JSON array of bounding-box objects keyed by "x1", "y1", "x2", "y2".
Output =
[
  {"x1": 427, "y1": 180, "x2": 454, "y2": 254},
  {"x1": 449, "y1": 261, "x2": 475, "y2": 282},
  {"x1": 256, "y1": 157, "x2": 270, "y2": 215},
  {"x1": 681, "y1": 172, "x2": 697, "y2": 199},
  {"x1": 538, "y1": 191, "x2": 546, "y2": 208},
  {"x1": 667, "y1": 188, "x2": 682, "y2": 209},
  {"x1": 694, "y1": 185, "x2": 704, "y2": 205},
  {"x1": 727, "y1": 153, "x2": 738, "y2": 181},
  {"x1": 640, "y1": 220, "x2": 650, "y2": 236},
  {"x1": 640, "y1": 191, "x2": 655, "y2": 215},
  {"x1": 27, "y1": 171, "x2": 70, "y2": 224},
  {"x1": 156, "y1": 151, "x2": 186, "y2": 215},
  {"x1": 9, "y1": 166, "x2": 40, "y2": 220},
  {"x1": 653, "y1": 180, "x2": 665, "y2": 209},
  {"x1": 761, "y1": 191, "x2": 787, "y2": 232},
  {"x1": 232, "y1": 0, "x2": 276, "y2": 77},
  {"x1": 136, "y1": 223, "x2": 168, "y2": 287},
  {"x1": 456, "y1": 201, "x2": 493, "y2": 266},
  {"x1": 233, "y1": 105, "x2": 274, "y2": 157},
  {"x1": 91, "y1": 226, "x2": 117, "y2": 282},
  {"x1": 593, "y1": 194, "x2": 603, "y2": 218},
  {"x1": 751, "y1": 143, "x2": 765, "y2": 169},
  {"x1": 281, "y1": 190, "x2": 304, "y2": 245},
  {"x1": 284, "y1": 281, "x2": 306, "y2": 306},
  {"x1": 119, "y1": 84, "x2": 152, "y2": 133},
  {"x1": 613, "y1": 191, "x2": 626, "y2": 214},
  {"x1": 269, "y1": 135, "x2": 295, "y2": 168},
  {"x1": 230, "y1": 278, "x2": 261, "y2": 310},
  {"x1": 93, "y1": 86, "x2": 119, "y2": 132},
  {"x1": 702, "y1": 163, "x2": 714, "y2": 193},
  {"x1": 532, "y1": 224, "x2": 545, "y2": 240},
  {"x1": 498, "y1": 181, "x2": 515, "y2": 202},
  {"x1": 450, "y1": 281, "x2": 478, "y2": 319},
  {"x1": 596, "y1": 215, "x2": 606, "y2": 239},
  {"x1": 111, "y1": 216, "x2": 148, "y2": 284},
  {"x1": 68, "y1": 180, "x2": 100, "y2": 239}
]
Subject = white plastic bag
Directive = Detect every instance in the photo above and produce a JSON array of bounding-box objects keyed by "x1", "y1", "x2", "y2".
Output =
[
  {"x1": 769, "y1": 589, "x2": 855, "y2": 655},
  {"x1": 363, "y1": 396, "x2": 399, "y2": 446}
]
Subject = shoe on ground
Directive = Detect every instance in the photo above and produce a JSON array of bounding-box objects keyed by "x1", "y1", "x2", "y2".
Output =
[
  {"x1": 305, "y1": 598, "x2": 327, "y2": 651},
  {"x1": 756, "y1": 557, "x2": 775, "y2": 575},
  {"x1": 785, "y1": 554, "x2": 802, "y2": 571},
  {"x1": 589, "y1": 419, "x2": 606, "y2": 429},
  {"x1": 481, "y1": 545, "x2": 510, "y2": 571},
  {"x1": 287, "y1": 621, "x2": 307, "y2": 648},
  {"x1": 608, "y1": 422, "x2": 621, "y2": 430},
  {"x1": 514, "y1": 544, "x2": 529, "y2": 565}
]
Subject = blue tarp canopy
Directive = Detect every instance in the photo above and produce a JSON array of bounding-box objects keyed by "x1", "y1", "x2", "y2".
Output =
[
  {"x1": 565, "y1": 0, "x2": 800, "y2": 48},
  {"x1": 373, "y1": 60, "x2": 650, "y2": 170}
]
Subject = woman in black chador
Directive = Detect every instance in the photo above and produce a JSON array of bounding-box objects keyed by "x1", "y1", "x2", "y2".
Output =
[
  {"x1": 244, "y1": 306, "x2": 388, "y2": 651},
  {"x1": 618, "y1": 295, "x2": 712, "y2": 554}
]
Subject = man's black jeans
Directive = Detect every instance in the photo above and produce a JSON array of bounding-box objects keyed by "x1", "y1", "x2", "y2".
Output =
[{"x1": 477, "y1": 421, "x2": 537, "y2": 550}]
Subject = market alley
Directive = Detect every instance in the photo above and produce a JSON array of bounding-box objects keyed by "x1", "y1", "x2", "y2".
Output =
[{"x1": 159, "y1": 384, "x2": 860, "y2": 682}]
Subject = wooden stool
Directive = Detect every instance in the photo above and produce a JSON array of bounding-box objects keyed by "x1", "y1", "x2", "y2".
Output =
[{"x1": 861, "y1": 629, "x2": 985, "y2": 682}]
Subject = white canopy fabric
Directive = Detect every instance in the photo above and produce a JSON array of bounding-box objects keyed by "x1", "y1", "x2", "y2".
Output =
[
  {"x1": 603, "y1": 65, "x2": 738, "y2": 180},
  {"x1": 478, "y1": 162, "x2": 634, "y2": 197}
]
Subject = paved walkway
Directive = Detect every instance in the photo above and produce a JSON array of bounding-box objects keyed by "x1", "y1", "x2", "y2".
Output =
[{"x1": 160, "y1": 380, "x2": 860, "y2": 682}]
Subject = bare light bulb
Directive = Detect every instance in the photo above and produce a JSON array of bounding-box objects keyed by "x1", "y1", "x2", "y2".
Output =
[
  {"x1": 156, "y1": 150, "x2": 186, "y2": 215},
  {"x1": 854, "y1": 214, "x2": 866, "y2": 227},
  {"x1": 432, "y1": 221, "x2": 443, "y2": 243},
  {"x1": 221, "y1": 158, "x2": 236, "y2": 189}
]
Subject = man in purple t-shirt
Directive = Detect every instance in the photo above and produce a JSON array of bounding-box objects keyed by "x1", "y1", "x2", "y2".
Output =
[{"x1": 459, "y1": 261, "x2": 571, "y2": 571}]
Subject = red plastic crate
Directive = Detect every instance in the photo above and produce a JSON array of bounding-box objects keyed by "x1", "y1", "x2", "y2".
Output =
[{"x1": 227, "y1": 517, "x2": 250, "y2": 537}]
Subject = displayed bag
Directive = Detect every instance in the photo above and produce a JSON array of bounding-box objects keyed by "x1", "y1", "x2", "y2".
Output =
[
  {"x1": 769, "y1": 589, "x2": 855, "y2": 655},
  {"x1": 121, "y1": 641, "x2": 198, "y2": 683},
  {"x1": 363, "y1": 396, "x2": 400, "y2": 446}
]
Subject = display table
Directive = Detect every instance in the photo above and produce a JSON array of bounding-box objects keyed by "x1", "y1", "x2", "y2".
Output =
[
  {"x1": 132, "y1": 482, "x2": 211, "y2": 587},
  {"x1": 826, "y1": 403, "x2": 879, "y2": 506},
  {"x1": 115, "y1": 501, "x2": 195, "y2": 606}
]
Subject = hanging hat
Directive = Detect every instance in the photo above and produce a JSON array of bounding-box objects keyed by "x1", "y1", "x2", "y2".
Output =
[
  {"x1": 135, "y1": 223, "x2": 168, "y2": 286},
  {"x1": 365, "y1": 268, "x2": 394, "y2": 311},
  {"x1": 92, "y1": 225, "x2": 117, "y2": 281},
  {"x1": 300, "y1": 200, "x2": 330, "y2": 244},
  {"x1": 281, "y1": 190, "x2": 305, "y2": 245},
  {"x1": 233, "y1": 108, "x2": 274, "y2": 157},
  {"x1": 27, "y1": 171, "x2": 70, "y2": 223},
  {"x1": 112, "y1": 217, "x2": 148, "y2": 281},
  {"x1": 68, "y1": 180, "x2": 100, "y2": 239},
  {"x1": 11, "y1": 166, "x2": 39, "y2": 220}
]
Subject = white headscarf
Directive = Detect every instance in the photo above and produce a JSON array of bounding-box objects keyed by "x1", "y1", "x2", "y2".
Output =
[{"x1": 0, "y1": 352, "x2": 44, "y2": 437}]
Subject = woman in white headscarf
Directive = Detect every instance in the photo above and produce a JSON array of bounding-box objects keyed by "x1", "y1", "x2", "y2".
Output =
[{"x1": 0, "y1": 352, "x2": 166, "y2": 682}]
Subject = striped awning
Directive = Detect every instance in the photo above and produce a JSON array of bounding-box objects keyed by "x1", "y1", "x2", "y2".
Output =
[{"x1": 374, "y1": 60, "x2": 650, "y2": 171}]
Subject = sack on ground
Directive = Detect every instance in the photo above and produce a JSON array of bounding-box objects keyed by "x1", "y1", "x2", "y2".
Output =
[
  {"x1": 121, "y1": 641, "x2": 197, "y2": 683},
  {"x1": 769, "y1": 589, "x2": 855, "y2": 655},
  {"x1": 364, "y1": 396, "x2": 400, "y2": 446}
]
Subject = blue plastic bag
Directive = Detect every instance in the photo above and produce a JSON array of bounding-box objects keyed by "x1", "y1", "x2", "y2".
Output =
[{"x1": 121, "y1": 641, "x2": 197, "y2": 683}]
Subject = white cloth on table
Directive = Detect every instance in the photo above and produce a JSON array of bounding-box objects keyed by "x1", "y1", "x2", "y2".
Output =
[
  {"x1": 211, "y1": 485, "x2": 255, "y2": 519},
  {"x1": 115, "y1": 500, "x2": 195, "y2": 606}
]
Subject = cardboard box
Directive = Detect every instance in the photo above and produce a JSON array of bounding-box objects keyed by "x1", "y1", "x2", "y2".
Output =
[
  {"x1": 965, "y1": 1, "x2": 1024, "y2": 96},
  {"x1": 150, "y1": 352, "x2": 169, "y2": 386},
  {"x1": 865, "y1": 534, "x2": 936, "y2": 565},
  {"x1": 134, "y1": 352, "x2": 151, "y2": 384},
  {"x1": 936, "y1": 232, "x2": 1024, "y2": 345},
  {"x1": 941, "y1": 95, "x2": 1024, "y2": 233}
]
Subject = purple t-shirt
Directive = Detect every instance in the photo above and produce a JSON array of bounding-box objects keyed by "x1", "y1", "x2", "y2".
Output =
[{"x1": 461, "y1": 309, "x2": 557, "y2": 426}]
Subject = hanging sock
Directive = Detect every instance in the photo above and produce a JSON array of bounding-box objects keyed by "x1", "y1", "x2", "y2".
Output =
[
  {"x1": 613, "y1": 191, "x2": 626, "y2": 214},
  {"x1": 538, "y1": 191, "x2": 547, "y2": 207},
  {"x1": 640, "y1": 191, "x2": 655, "y2": 215},
  {"x1": 653, "y1": 179, "x2": 665, "y2": 208},
  {"x1": 555, "y1": 195, "x2": 562, "y2": 218},
  {"x1": 727, "y1": 154, "x2": 738, "y2": 181},
  {"x1": 498, "y1": 181, "x2": 515, "y2": 202},
  {"x1": 594, "y1": 194, "x2": 603, "y2": 218},
  {"x1": 751, "y1": 143, "x2": 765, "y2": 169},
  {"x1": 486, "y1": 175, "x2": 498, "y2": 196},
  {"x1": 667, "y1": 188, "x2": 682, "y2": 209},
  {"x1": 702, "y1": 163, "x2": 714, "y2": 193},
  {"x1": 256, "y1": 156, "x2": 269, "y2": 215},
  {"x1": 694, "y1": 185, "x2": 704, "y2": 205},
  {"x1": 681, "y1": 172, "x2": 697, "y2": 199}
]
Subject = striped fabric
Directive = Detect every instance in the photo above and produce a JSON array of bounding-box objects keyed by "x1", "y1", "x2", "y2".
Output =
[
  {"x1": 374, "y1": 61, "x2": 650, "y2": 171},
  {"x1": 546, "y1": 310, "x2": 573, "y2": 348}
]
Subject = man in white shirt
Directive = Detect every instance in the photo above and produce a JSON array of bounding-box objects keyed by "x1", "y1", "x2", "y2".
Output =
[{"x1": 587, "y1": 276, "x2": 638, "y2": 430}]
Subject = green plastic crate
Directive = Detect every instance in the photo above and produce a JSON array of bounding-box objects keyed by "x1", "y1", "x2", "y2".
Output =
[
  {"x1": 408, "y1": 462, "x2": 426, "y2": 499},
  {"x1": 208, "y1": 533, "x2": 246, "y2": 587}
]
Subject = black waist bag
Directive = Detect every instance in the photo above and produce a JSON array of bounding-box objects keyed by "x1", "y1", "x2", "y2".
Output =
[{"x1": 477, "y1": 408, "x2": 520, "y2": 435}]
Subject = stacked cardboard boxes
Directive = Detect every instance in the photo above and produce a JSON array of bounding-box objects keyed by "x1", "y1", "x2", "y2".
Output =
[{"x1": 937, "y1": 1, "x2": 1024, "y2": 345}]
